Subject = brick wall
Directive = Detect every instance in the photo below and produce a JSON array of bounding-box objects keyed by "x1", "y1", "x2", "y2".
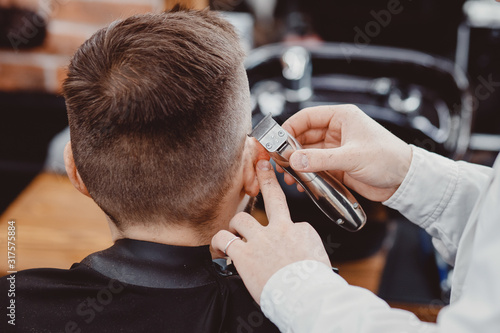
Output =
[{"x1": 0, "y1": 0, "x2": 168, "y2": 93}]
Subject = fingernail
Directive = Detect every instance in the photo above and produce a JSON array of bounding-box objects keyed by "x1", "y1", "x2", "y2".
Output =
[
  {"x1": 291, "y1": 153, "x2": 308, "y2": 170},
  {"x1": 257, "y1": 159, "x2": 271, "y2": 171}
]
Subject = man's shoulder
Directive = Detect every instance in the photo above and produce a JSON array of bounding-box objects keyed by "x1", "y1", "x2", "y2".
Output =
[{"x1": 0, "y1": 262, "x2": 107, "y2": 290}]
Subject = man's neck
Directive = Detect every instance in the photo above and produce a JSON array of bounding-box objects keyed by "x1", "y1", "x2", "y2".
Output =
[
  {"x1": 106, "y1": 187, "x2": 250, "y2": 256},
  {"x1": 108, "y1": 219, "x2": 221, "y2": 247}
]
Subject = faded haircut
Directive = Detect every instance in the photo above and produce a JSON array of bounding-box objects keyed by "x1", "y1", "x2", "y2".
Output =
[{"x1": 63, "y1": 9, "x2": 249, "y2": 229}]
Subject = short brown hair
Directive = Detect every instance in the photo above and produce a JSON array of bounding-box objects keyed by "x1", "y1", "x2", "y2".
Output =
[{"x1": 63, "y1": 10, "x2": 249, "y2": 228}]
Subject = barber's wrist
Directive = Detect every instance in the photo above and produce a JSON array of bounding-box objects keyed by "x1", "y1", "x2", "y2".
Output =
[
  {"x1": 260, "y1": 260, "x2": 343, "y2": 330},
  {"x1": 383, "y1": 144, "x2": 417, "y2": 206}
]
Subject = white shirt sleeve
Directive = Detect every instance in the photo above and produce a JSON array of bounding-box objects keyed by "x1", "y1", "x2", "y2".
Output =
[
  {"x1": 260, "y1": 260, "x2": 436, "y2": 333},
  {"x1": 383, "y1": 145, "x2": 493, "y2": 265}
]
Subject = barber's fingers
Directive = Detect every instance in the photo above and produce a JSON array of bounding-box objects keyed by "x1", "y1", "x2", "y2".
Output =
[
  {"x1": 256, "y1": 160, "x2": 291, "y2": 224},
  {"x1": 282, "y1": 105, "x2": 346, "y2": 138},
  {"x1": 280, "y1": 172, "x2": 305, "y2": 192},
  {"x1": 275, "y1": 164, "x2": 284, "y2": 174},
  {"x1": 294, "y1": 129, "x2": 334, "y2": 147},
  {"x1": 229, "y1": 212, "x2": 263, "y2": 240},
  {"x1": 211, "y1": 229, "x2": 244, "y2": 258},
  {"x1": 282, "y1": 172, "x2": 294, "y2": 185},
  {"x1": 275, "y1": 164, "x2": 296, "y2": 185},
  {"x1": 289, "y1": 146, "x2": 356, "y2": 174},
  {"x1": 277, "y1": 165, "x2": 306, "y2": 192},
  {"x1": 212, "y1": 213, "x2": 262, "y2": 257}
]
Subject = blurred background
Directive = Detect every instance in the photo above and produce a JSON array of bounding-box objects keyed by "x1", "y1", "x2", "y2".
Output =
[{"x1": 1, "y1": 0, "x2": 499, "y2": 322}]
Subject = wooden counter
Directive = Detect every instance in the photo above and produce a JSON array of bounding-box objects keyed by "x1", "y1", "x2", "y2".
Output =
[{"x1": 0, "y1": 173, "x2": 112, "y2": 274}]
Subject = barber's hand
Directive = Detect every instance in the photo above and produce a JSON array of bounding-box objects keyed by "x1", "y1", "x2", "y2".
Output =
[
  {"x1": 281, "y1": 105, "x2": 412, "y2": 202},
  {"x1": 211, "y1": 160, "x2": 330, "y2": 305}
]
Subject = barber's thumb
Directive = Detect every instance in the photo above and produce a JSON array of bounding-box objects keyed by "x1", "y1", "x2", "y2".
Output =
[{"x1": 289, "y1": 147, "x2": 351, "y2": 172}]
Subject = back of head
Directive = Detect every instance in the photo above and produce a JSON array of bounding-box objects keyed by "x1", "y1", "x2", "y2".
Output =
[{"x1": 63, "y1": 9, "x2": 249, "y2": 229}]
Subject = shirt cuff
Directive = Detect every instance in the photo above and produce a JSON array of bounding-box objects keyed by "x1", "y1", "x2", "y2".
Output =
[
  {"x1": 383, "y1": 145, "x2": 459, "y2": 228},
  {"x1": 260, "y1": 260, "x2": 345, "y2": 333}
]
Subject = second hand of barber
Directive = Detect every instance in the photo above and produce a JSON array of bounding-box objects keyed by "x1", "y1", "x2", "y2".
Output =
[{"x1": 211, "y1": 159, "x2": 331, "y2": 304}]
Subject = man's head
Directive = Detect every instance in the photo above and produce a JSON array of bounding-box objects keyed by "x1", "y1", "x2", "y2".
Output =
[{"x1": 63, "y1": 9, "x2": 263, "y2": 233}]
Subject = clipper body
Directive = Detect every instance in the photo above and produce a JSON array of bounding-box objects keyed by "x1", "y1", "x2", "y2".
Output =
[{"x1": 251, "y1": 114, "x2": 366, "y2": 232}]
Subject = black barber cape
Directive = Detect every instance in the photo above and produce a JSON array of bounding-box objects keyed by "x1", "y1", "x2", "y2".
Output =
[{"x1": 0, "y1": 239, "x2": 280, "y2": 333}]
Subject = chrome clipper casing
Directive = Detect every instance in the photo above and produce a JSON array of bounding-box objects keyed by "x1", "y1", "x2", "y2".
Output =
[{"x1": 250, "y1": 114, "x2": 366, "y2": 232}]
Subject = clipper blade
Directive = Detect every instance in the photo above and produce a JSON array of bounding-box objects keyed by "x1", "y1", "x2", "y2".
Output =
[
  {"x1": 250, "y1": 114, "x2": 289, "y2": 154},
  {"x1": 249, "y1": 114, "x2": 276, "y2": 141}
]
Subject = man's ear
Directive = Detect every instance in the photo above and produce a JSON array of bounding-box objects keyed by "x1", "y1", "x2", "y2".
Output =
[
  {"x1": 242, "y1": 137, "x2": 270, "y2": 197},
  {"x1": 64, "y1": 141, "x2": 90, "y2": 197}
]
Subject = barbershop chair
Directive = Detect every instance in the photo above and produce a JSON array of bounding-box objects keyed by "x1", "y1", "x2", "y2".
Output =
[
  {"x1": 246, "y1": 42, "x2": 472, "y2": 261},
  {"x1": 0, "y1": 92, "x2": 67, "y2": 213}
]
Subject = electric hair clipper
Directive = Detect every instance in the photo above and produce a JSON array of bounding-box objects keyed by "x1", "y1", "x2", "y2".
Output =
[{"x1": 250, "y1": 114, "x2": 366, "y2": 232}]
